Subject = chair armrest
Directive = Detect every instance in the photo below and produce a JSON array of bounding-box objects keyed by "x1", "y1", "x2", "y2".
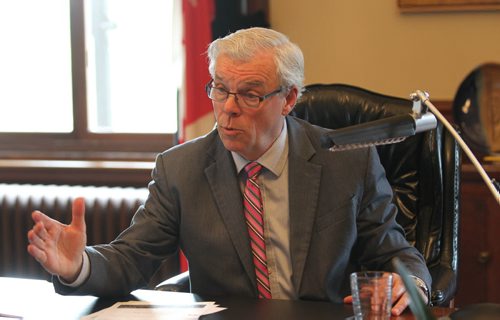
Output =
[
  {"x1": 154, "y1": 271, "x2": 190, "y2": 292},
  {"x1": 429, "y1": 265, "x2": 457, "y2": 306}
]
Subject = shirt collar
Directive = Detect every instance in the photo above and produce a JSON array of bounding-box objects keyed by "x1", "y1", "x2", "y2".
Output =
[{"x1": 232, "y1": 119, "x2": 288, "y2": 177}]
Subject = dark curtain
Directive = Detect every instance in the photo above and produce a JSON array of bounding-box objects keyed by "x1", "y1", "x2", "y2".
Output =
[{"x1": 212, "y1": 0, "x2": 269, "y2": 39}]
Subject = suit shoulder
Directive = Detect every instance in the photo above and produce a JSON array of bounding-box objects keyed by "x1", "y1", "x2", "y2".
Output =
[
  {"x1": 288, "y1": 115, "x2": 375, "y2": 160},
  {"x1": 158, "y1": 130, "x2": 218, "y2": 158},
  {"x1": 289, "y1": 116, "x2": 331, "y2": 135}
]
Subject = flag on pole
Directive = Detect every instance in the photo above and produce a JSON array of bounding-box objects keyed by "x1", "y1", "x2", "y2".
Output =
[
  {"x1": 177, "y1": 0, "x2": 215, "y2": 272},
  {"x1": 179, "y1": 0, "x2": 215, "y2": 143}
]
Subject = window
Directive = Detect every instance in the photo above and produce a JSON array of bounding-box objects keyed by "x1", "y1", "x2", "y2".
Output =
[
  {"x1": 0, "y1": 0, "x2": 73, "y2": 133},
  {"x1": 85, "y1": 0, "x2": 178, "y2": 134},
  {"x1": 0, "y1": 0, "x2": 180, "y2": 162}
]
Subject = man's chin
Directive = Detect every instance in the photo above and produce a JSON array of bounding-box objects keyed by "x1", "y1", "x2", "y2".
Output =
[
  {"x1": 221, "y1": 140, "x2": 243, "y2": 153},
  {"x1": 220, "y1": 138, "x2": 246, "y2": 154}
]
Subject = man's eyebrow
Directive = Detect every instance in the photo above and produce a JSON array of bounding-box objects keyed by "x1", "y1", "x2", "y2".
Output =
[{"x1": 242, "y1": 81, "x2": 265, "y2": 88}]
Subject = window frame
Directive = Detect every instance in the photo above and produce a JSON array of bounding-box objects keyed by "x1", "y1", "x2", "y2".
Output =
[
  {"x1": 0, "y1": 0, "x2": 177, "y2": 163},
  {"x1": 0, "y1": 0, "x2": 273, "y2": 187}
]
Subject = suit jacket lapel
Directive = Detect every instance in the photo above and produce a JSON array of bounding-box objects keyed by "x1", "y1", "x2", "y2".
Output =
[
  {"x1": 204, "y1": 137, "x2": 256, "y2": 288},
  {"x1": 287, "y1": 117, "x2": 322, "y2": 292}
]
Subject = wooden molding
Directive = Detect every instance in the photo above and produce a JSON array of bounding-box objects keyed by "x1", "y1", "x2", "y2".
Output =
[
  {"x1": 0, "y1": 159, "x2": 154, "y2": 188},
  {"x1": 399, "y1": 0, "x2": 500, "y2": 12}
]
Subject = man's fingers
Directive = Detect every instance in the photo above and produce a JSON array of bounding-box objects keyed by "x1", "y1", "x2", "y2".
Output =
[
  {"x1": 34, "y1": 221, "x2": 49, "y2": 240},
  {"x1": 31, "y1": 210, "x2": 50, "y2": 225},
  {"x1": 343, "y1": 295, "x2": 353, "y2": 304},
  {"x1": 27, "y1": 228, "x2": 46, "y2": 249},
  {"x1": 391, "y1": 282, "x2": 406, "y2": 304},
  {"x1": 391, "y1": 292, "x2": 410, "y2": 316},
  {"x1": 27, "y1": 243, "x2": 47, "y2": 264},
  {"x1": 71, "y1": 197, "x2": 86, "y2": 231},
  {"x1": 27, "y1": 220, "x2": 51, "y2": 246},
  {"x1": 388, "y1": 273, "x2": 409, "y2": 316}
]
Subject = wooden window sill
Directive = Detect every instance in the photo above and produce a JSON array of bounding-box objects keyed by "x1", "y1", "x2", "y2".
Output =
[{"x1": 0, "y1": 159, "x2": 154, "y2": 188}]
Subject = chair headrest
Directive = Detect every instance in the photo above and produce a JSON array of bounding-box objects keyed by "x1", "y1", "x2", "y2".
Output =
[{"x1": 291, "y1": 84, "x2": 414, "y2": 129}]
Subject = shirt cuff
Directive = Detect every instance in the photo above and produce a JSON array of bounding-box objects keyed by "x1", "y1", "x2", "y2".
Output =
[{"x1": 58, "y1": 252, "x2": 90, "y2": 287}]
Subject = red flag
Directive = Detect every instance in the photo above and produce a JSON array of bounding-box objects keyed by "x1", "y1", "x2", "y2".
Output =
[
  {"x1": 180, "y1": 0, "x2": 215, "y2": 143},
  {"x1": 178, "y1": 0, "x2": 215, "y2": 272}
]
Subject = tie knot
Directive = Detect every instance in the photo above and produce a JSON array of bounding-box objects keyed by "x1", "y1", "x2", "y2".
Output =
[{"x1": 244, "y1": 162, "x2": 262, "y2": 179}]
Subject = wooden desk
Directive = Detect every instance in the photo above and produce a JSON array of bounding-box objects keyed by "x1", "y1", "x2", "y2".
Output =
[{"x1": 0, "y1": 277, "x2": 453, "y2": 320}]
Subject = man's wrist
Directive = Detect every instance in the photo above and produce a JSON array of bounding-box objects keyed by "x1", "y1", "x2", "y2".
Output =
[
  {"x1": 58, "y1": 252, "x2": 90, "y2": 287},
  {"x1": 410, "y1": 275, "x2": 430, "y2": 305}
]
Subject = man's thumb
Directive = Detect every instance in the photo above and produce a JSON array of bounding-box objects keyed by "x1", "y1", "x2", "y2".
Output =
[{"x1": 71, "y1": 197, "x2": 86, "y2": 231}]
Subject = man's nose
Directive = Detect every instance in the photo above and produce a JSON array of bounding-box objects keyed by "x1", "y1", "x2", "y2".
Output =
[{"x1": 222, "y1": 93, "x2": 241, "y2": 114}]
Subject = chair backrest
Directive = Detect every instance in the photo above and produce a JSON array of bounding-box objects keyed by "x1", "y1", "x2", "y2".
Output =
[{"x1": 290, "y1": 83, "x2": 461, "y2": 306}]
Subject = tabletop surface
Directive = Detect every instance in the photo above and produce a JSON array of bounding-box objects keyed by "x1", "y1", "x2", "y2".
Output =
[{"x1": 0, "y1": 277, "x2": 454, "y2": 320}]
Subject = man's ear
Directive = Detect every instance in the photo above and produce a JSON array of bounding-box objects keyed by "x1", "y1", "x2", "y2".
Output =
[{"x1": 282, "y1": 86, "x2": 299, "y2": 116}]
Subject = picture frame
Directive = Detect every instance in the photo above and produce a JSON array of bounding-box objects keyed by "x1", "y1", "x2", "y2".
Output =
[{"x1": 398, "y1": 0, "x2": 500, "y2": 12}]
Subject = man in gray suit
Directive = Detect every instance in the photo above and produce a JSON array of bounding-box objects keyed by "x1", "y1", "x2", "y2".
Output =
[{"x1": 27, "y1": 27, "x2": 430, "y2": 316}]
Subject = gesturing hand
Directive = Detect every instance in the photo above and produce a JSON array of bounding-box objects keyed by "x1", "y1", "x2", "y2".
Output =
[{"x1": 27, "y1": 197, "x2": 87, "y2": 282}]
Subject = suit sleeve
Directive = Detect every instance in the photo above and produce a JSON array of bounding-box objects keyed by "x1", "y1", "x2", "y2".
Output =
[
  {"x1": 54, "y1": 154, "x2": 180, "y2": 297},
  {"x1": 354, "y1": 147, "x2": 432, "y2": 290}
]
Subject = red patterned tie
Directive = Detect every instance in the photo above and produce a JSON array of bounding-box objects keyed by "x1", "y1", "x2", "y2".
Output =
[{"x1": 243, "y1": 162, "x2": 272, "y2": 299}]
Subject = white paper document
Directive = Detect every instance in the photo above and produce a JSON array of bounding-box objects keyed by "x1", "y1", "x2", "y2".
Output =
[{"x1": 81, "y1": 300, "x2": 226, "y2": 320}]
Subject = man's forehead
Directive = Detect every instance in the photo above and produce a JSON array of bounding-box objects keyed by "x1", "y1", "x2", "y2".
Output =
[
  {"x1": 214, "y1": 75, "x2": 266, "y2": 87},
  {"x1": 214, "y1": 58, "x2": 277, "y2": 87}
]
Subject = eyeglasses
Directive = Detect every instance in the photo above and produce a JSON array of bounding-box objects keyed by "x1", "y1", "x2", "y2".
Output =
[{"x1": 205, "y1": 80, "x2": 284, "y2": 109}]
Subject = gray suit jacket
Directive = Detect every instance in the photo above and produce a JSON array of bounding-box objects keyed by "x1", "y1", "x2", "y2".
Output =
[{"x1": 55, "y1": 116, "x2": 431, "y2": 301}]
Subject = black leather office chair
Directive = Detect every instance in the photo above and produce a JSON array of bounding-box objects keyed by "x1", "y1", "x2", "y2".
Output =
[
  {"x1": 157, "y1": 83, "x2": 461, "y2": 306},
  {"x1": 290, "y1": 83, "x2": 461, "y2": 306}
]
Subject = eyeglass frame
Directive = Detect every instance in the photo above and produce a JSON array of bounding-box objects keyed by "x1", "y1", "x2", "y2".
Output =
[{"x1": 205, "y1": 79, "x2": 285, "y2": 109}]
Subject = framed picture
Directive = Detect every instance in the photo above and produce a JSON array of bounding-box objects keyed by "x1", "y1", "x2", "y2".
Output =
[{"x1": 398, "y1": 0, "x2": 500, "y2": 12}]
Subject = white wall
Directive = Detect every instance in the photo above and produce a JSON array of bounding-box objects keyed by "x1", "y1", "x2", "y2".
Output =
[{"x1": 270, "y1": 1, "x2": 500, "y2": 100}]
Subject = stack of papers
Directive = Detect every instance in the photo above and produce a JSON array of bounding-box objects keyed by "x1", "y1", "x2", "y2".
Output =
[{"x1": 81, "y1": 301, "x2": 226, "y2": 320}]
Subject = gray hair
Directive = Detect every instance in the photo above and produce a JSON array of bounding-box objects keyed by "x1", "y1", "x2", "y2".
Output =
[{"x1": 207, "y1": 27, "x2": 305, "y2": 98}]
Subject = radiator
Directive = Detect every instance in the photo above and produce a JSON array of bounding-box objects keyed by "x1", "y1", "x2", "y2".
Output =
[{"x1": 0, "y1": 184, "x2": 156, "y2": 281}]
